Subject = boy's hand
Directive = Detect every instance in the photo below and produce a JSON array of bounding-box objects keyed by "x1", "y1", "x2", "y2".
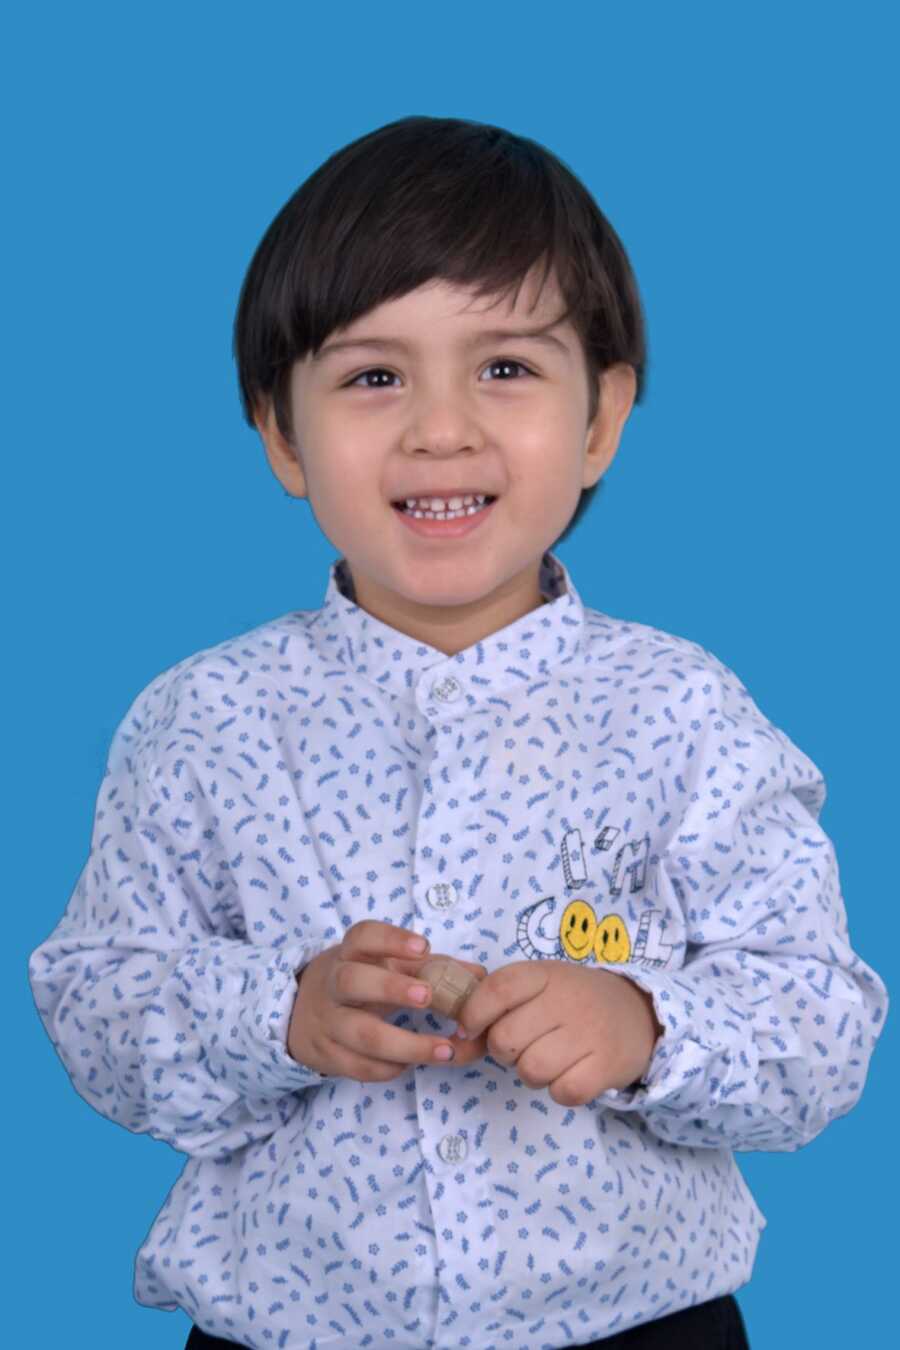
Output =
[
  {"x1": 287, "y1": 920, "x2": 488, "y2": 1081},
  {"x1": 454, "y1": 960, "x2": 664, "y2": 1106}
]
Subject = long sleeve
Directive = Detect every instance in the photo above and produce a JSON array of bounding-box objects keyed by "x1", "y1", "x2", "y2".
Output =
[
  {"x1": 596, "y1": 655, "x2": 889, "y2": 1152},
  {"x1": 27, "y1": 681, "x2": 331, "y2": 1161}
]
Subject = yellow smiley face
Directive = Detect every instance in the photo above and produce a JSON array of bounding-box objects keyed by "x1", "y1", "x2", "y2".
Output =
[
  {"x1": 594, "y1": 913, "x2": 632, "y2": 963},
  {"x1": 560, "y1": 900, "x2": 597, "y2": 961}
]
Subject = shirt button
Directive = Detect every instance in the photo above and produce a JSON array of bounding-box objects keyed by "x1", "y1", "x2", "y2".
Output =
[
  {"x1": 437, "y1": 1133, "x2": 468, "y2": 1164},
  {"x1": 429, "y1": 674, "x2": 463, "y2": 703},
  {"x1": 425, "y1": 882, "x2": 457, "y2": 911}
]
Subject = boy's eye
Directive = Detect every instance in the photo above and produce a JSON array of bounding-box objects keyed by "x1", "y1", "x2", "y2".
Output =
[
  {"x1": 345, "y1": 368, "x2": 398, "y2": 390},
  {"x1": 483, "y1": 358, "x2": 533, "y2": 382},
  {"x1": 344, "y1": 358, "x2": 534, "y2": 389}
]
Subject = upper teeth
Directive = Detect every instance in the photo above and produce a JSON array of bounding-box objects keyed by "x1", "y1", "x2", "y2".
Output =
[{"x1": 403, "y1": 493, "x2": 488, "y2": 511}]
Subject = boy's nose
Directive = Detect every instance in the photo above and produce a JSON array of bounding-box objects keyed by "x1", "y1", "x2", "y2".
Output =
[{"x1": 399, "y1": 391, "x2": 485, "y2": 455}]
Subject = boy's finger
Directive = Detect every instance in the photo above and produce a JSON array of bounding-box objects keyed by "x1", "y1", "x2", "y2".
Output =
[
  {"x1": 317, "y1": 1036, "x2": 419, "y2": 1084},
  {"x1": 329, "y1": 957, "x2": 434, "y2": 1011},
  {"x1": 402, "y1": 954, "x2": 488, "y2": 980},
  {"x1": 341, "y1": 919, "x2": 430, "y2": 962},
  {"x1": 335, "y1": 1008, "x2": 459, "y2": 1066},
  {"x1": 448, "y1": 1026, "x2": 490, "y2": 1059},
  {"x1": 455, "y1": 964, "x2": 544, "y2": 1039}
]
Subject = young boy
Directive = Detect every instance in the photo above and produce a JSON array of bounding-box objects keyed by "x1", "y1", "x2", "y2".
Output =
[{"x1": 29, "y1": 116, "x2": 887, "y2": 1350}]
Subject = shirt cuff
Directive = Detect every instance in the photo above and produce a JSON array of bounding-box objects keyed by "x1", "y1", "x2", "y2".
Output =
[
  {"x1": 589, "y1": 962, "x2": 760, "y2": 1114},
  {"x1": 231, "y1": 939, "x2": 334, "y2": 1094}
]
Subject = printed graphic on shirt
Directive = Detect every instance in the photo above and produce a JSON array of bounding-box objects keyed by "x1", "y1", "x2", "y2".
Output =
[{"x1": 515, "y1": 823, "x2": 676, "y2": 970}]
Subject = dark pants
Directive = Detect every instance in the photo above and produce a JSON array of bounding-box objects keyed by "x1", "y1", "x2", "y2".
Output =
[{"x1": 185, "y1": 1291, "x2": 750, "y2": 1348}]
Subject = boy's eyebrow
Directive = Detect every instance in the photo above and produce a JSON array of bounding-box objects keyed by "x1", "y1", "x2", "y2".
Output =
[{"x1": 313, "y1": 322, "x2": 571, "y2": 363}]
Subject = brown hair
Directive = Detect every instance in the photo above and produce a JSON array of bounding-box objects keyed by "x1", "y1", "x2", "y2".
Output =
[{"x1": 233, "y1": 115, "x2": 648, "y2": 544}]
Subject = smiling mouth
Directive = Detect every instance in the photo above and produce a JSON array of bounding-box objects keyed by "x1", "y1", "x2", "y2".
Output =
[{"x1": 392, "y1": 495, "x2": 497, "y2": 520}]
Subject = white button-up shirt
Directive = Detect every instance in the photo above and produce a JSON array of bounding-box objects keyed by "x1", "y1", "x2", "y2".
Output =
[{"x1": 28, "y1": 551, "x2": 888, "y2": 1349}]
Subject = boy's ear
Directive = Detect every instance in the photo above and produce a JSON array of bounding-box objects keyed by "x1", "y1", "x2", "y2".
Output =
[
  {"x1": 254, "y1": 397, "x2": 308, "y2": 499},
  {"x1": 582, "y1": 363, "x2": 637, "y2": 489}
]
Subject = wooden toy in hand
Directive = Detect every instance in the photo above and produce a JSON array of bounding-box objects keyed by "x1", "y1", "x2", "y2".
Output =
[{"x1": 417, "y1": 956, "x2": 482, "y2": 1020}]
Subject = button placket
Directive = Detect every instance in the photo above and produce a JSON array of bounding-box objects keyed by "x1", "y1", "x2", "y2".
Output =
[{"x1": 418, "y1": 670, "x2": 470, "y2": 1178}]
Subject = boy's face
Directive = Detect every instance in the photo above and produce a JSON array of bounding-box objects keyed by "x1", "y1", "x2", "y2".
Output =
[{"x1": 256, "y1": 265, "x2": 635, "y2": 654}]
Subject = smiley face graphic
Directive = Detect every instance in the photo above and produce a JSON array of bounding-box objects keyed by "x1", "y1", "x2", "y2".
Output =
[
  {"x1": 560, "y1": 899, "x2": 597, "y2": 960},
  {"x1": 594, "y1": 913, "x2": 632, "y2": 963}
]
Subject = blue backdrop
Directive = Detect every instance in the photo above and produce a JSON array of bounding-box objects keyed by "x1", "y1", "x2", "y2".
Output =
[{"x1": 6, "y1": 1, "x2": 896, "y2": 1346}]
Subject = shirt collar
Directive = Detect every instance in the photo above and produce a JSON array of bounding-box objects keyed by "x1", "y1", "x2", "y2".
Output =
[{"x1": 308, "y1": 550, "x2": 586, "y2": 709}]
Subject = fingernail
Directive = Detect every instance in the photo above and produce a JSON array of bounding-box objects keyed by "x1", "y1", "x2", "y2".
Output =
[
  {"x1": 408, "y1": 984, "x2": 430, "y2": 1003},
  {"x1": 434, "y1": 1044, "x2": 454, "y2": 1061},
  {"x1": 407, "y1": 936, "x2": 428, "y2": 954}
]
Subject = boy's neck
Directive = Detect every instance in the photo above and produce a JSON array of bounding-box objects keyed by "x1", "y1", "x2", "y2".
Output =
[{"x1": 336, "y1": 559, "x2": 554, "y2": 656}]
